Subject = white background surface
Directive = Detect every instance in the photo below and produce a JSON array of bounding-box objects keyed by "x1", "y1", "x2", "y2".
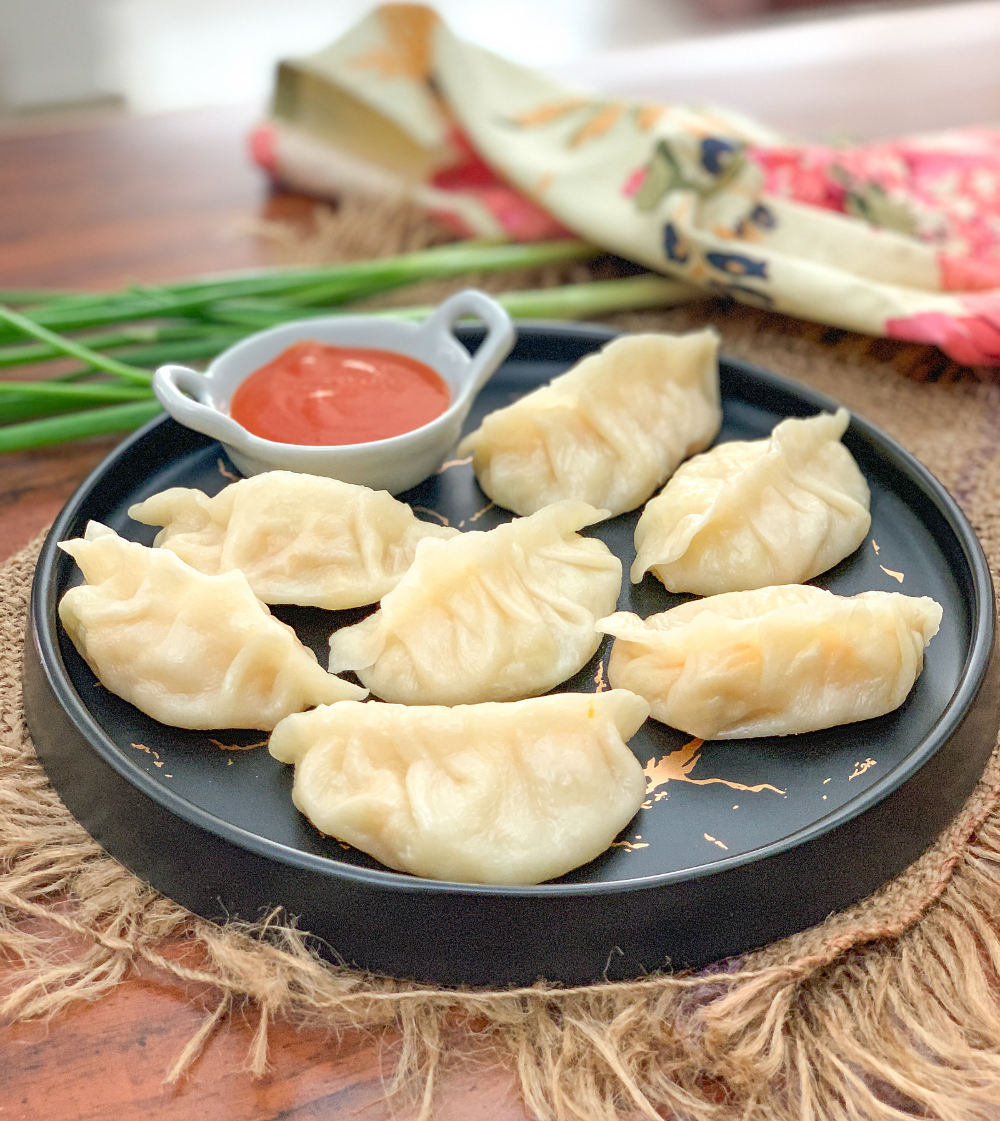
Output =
[
  {"x1": 0, "y1": 0, "x2": 702, "y2": 114},
  {"x1": 2, "y1": 0, "x2": 994, "y2": 140}
]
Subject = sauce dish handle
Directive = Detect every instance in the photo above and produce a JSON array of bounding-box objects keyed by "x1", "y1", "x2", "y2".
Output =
[
  {"x1": 419, "y1": 288, "x2": 516, "y2": 402},
  {"x1": 153, "y1": 365, "x2": 249, "y2": 447}
]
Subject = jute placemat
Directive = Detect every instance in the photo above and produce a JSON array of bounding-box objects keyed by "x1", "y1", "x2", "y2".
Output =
[{"x1": 5, "y1": 201, "x2": 1000, "y2": 1120}]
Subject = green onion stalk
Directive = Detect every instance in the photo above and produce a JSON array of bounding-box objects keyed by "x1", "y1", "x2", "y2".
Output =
[
  {"x1": 207, "y1": 275, "x2": 697, "y2": 330},
  {"x1": 0, "y1": 400, "x2": 164, "y2": 452},
  {"x1": 0, "y1": 240, "x2": 700, "y2": 453},
  {"x1": 0, "y1": 321, "x2": 239, "y2": 368},
  {"x1": 0, "y1": 239, "x2": 598, "y2": 339}
]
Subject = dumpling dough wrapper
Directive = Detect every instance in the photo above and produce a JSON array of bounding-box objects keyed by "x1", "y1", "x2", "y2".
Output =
[
  {"x1": 268, "y1": 689, "x2": 650, "y2": 884},
  {"x1": 328, "y1": 500, "x2": 622, "y2": 705},
  {"x1": 598, "y1": 585, "x2": 942, "y2": 739},
  {"x1": 457, "y1": 330, "x2": 721, "y2": 519},
  {"x1": 632, "y1": 409, "x2": 871, "y2": 595},
  {"x1": 129, "y1": 470, "x2": 457, "y2": 610},
  {"x1": 59, "y1": 522, "x2": 366, "y2": 730}
]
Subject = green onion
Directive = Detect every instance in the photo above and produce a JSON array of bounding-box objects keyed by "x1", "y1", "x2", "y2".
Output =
[
  {"x1": 0, "y1": 381, "x2": 154, "y2": 403},
  {"x1": 0, "y1": 321, "x2": 228, "y2": 368},
  {"x1": 0, "y1": 306, "x2": 153, "y2": 385},
  {"x1": 109, "y1": 333, "x2": 247, "y2": 368},
  {"x1": 0, "y1": 382, "x2": 155, "y2": 426},
  {"x1": 0, "y1": 289, "x2": 79, "y2": 306},
  {"x1": 0, "y1": 240, "x2": 597, "y2": 337},
  {"x1": 0, "y1": 399, "x2": 163, "y2": 452},
  {"x1": 0, "y1": 240, "x2": 702, "y2": 455},
  {"x1": 0, "y1": 396, "x2": 103, "y2": 425},
  {"x1": 436, "y1": 275, "x2": 698, "y2": 321},
  {"x1": 0, "y1": 393, "x2": 150, "y2": 426},
  {"x1": 207, "y1": 274, "x2": 698, "y2": 330}
]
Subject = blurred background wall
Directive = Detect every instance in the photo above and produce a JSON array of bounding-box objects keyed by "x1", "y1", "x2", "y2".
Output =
[
  {"x1": 0, "y1": 0, "x2": 113, "y2": 111},
  {"x1": 0, "y1": 0, "x2": 987, "y2": 137},
  {"x1": 0, "y1": 0, "x2": 708, "y2": 116}
]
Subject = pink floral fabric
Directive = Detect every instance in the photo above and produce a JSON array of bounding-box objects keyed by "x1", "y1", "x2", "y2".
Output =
[
  {"x1": 750, "y1": 130, "x2": 1000, "y2": 290},
  {"x1": 747, "y1": 130, "x2": 1000, "y2": 363}
]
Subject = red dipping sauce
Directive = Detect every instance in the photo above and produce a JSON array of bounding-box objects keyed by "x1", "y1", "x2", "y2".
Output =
[{"x1": 229, "y1": 341, "x2": 450, "y2": 446}]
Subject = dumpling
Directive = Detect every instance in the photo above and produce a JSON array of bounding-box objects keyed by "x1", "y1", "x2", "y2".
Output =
[
  {"x1": 328, "y1": 501, "x2": 622, "y2": 705},
  {"x1": 597, "y1": 585, "x2": 942, "y2": 739},
  {"x1": 128, "y1": 471, "x2": 457, "y2": 610},
  {"x1": 632, "y1": 409, "x2": 871, "y2": 595},
  {"x1": 58, "y1": 522, "x2": 366, "y2": 730},
  {"x1": 268, "y1": 690, "x2": 650, "y2": 884},
  {"x1": 456, "y1": 330, "x2": 721, "y2": 518}
]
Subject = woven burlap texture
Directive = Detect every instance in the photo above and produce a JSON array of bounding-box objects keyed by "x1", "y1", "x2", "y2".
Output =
[{"x1": 6, "y1": 200, "x2": 1000, "y2": 1119}]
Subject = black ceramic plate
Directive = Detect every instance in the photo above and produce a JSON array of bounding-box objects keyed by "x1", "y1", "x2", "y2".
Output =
[{"x1": 24, "y1": 323, "x2": 1000, "y2": 986}]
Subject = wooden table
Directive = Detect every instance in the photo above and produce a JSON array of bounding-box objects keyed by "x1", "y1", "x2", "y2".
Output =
[{"x1": 1, "y1": 9, "x2": 998, "y2": 1116}]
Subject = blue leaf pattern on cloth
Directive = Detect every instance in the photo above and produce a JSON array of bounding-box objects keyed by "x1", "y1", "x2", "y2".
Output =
[
  {"x1": 664, "y1": 223, "x2": 692, "y2": 264},
  {"x1": 701, "y1": 137, "x2": 739, "y2": 176},
  {"x1": 706, "y1": 252, "x2": 769, "y2": 279}
]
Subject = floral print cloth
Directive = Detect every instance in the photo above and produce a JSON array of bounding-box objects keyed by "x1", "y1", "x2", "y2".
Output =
[{"x1": 257, "y1": 4, "x2": 1000, "y2": 366}]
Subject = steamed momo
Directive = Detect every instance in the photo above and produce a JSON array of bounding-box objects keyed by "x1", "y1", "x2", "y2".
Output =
[
  {"x1": 328, "y1": 501, "x2": 622, "y2": 705},
  {"x1": 632, "y1": 409, "x2": 871, "y2": 595},
  {"x1": 129, "y1": 471, "x2": 457, "y2": 610},
  {"x1": 268, "y1": 690, "x2": 650, "y2": 884},
  {"x1": 598, "y1": 585, "x2": 942, "y2": 739},
  {"x1": 58, "y1": 522, "x2": 366, "y2": 730},
  {"x1": 457, "y1": 330, "x2": 721, "y2": 518}
]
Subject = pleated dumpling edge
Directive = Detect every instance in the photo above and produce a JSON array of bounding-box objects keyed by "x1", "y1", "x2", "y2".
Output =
[
  {"x1": 597, "y1": 586, "x2": 942, "y2": 740},
  {"x1": 457, "y1": 329, "x2": 721, "y2": 519},
  {"x1": 128, "y1": 470, "x2": 458, "y2": 610},
  {"x1": 632, "y1": 408, "x2": 872, "y2": 595},
  {"x1": 58, "y1": 521, "x2": 366, "y2": 730},
  {"x1": 327, "y1": 500, "x2": 622, "y2": 706},
  {"x1": 267, "y1": 689, "x2": 650, "y2": 884}
]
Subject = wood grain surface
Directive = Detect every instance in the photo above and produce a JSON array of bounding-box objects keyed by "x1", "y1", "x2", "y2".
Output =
[
  {"x1": 0, "y1": 973, "x2": 529, "y2": 1121},
  {"x1": 0, "y1": 12, "x2": 996, "y2": 1116},
  {"x1": 0, "y1": 106, "x2": 267, "y2": 290}
]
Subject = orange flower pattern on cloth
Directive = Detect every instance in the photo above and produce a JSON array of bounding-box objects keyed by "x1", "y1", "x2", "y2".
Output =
[{"x1": 348, "y1": 4, "x2": 440, "y2": 81}]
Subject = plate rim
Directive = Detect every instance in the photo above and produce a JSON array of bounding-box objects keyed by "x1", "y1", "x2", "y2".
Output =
[{"x1": 28, "y1": 322, "x2": 996, "y2": 900}]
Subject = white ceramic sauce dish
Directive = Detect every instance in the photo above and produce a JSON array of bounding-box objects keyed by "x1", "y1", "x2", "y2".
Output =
[{"x1": 152, "y1": 288, "x2": 516, "y2": 494}]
